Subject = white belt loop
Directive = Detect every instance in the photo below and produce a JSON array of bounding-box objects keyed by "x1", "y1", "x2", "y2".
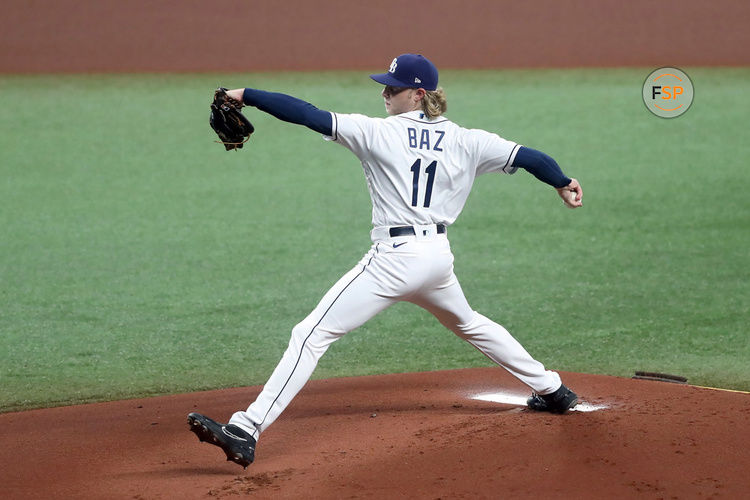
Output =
[{"x1": 414, "y1": 223, "x2": 437, "y2": 240}]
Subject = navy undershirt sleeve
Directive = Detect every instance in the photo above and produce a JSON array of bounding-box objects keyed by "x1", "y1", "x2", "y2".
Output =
[
  {"x1": 512, "y1": 146, "x2": 571, "y2": 188},
  {"x1": 242, "y1": 88, "x2": 333, "y2": 136}
]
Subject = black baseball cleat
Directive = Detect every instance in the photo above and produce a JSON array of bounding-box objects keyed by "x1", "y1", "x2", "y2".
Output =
[
  {"x1": 527, "y1": 384, "x2": 578, "y2": 413},
  {"x1": 187, "y1": 412, "x2": 256, "y2": 469}
]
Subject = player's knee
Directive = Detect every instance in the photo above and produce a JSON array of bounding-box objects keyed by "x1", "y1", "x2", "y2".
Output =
[
  {"x1": 451, "y1": 311, "x2": 488, "y2": 337},
  {"x1": 289, "y1": 320, "x2": 313, "y2": 348},
  {"x1": 290, "y1": 318, "x2": 341, "y2": 347},
  {"x1": 453, "y1": 310, "x2": 477, "y2": 328},
  {"x1": 287, "y1": 320, "x2": 341, "y2": 359}
]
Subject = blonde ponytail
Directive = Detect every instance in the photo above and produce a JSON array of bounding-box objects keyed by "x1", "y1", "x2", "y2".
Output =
[{"x1": 421, "y1": 87, "x2": 447, "y2": 119}]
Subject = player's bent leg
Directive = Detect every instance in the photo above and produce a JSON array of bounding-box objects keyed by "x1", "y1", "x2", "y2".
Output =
[
  {"x1": 411, "y1": 275, "x2": 561, "y2": 396},
  {"x1": 230, "y1": 248, "x2": 396, "y2": 438},
  {"x1": 451, "y1": 311, "x2": 561, "y2": 394},
  {"x1": 455, "y1": 313, "x2": 578, "y2": 412}
]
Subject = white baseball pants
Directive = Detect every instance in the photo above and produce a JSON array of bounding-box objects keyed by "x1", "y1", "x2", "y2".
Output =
[{"x1": 230, "y1": 225, "x2": 561, "y2": 439}]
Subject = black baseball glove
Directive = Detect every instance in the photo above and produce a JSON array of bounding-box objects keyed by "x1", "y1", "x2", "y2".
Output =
[{"x1": 210, "y1": 88, "x2": 255, "y2": 151}]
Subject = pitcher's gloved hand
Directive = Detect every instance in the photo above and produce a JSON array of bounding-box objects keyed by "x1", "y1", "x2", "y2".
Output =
[{"x1": 210, "y1": 87, "x2": 254, "y2": 151}]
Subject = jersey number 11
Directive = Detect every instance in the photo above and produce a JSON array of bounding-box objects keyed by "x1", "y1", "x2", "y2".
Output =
[{"x1": 410, "y1": 159, "x2": 437, "y2": 208}]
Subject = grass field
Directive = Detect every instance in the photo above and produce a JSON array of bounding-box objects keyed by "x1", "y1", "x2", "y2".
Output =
[{"x1": 1, "y1": 68, "x2": 748, "y2": 411}]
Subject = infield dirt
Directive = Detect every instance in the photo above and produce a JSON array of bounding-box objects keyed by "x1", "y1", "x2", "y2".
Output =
[{"x1": 2, "y1": 368, "x2": 748, "y2": 498}]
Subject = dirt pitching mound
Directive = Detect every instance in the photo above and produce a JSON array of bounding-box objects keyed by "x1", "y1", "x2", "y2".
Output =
[{"x1": 1, "y1": 368, "x2": 748, "y2": 498}]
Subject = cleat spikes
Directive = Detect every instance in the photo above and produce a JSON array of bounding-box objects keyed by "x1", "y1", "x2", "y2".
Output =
[{"x1": 186, "y1": 412, "x2": 256, "y2": 469}]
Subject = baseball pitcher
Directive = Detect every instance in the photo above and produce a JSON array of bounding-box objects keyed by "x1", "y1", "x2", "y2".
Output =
[{"x1": 190, "y1": 54, "x2": 583, "y2": 468}]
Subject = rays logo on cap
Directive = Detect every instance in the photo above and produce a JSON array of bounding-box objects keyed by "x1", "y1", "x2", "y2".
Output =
[{"x1": 370, "y1": 54, "x2": 439, "y2": 91}]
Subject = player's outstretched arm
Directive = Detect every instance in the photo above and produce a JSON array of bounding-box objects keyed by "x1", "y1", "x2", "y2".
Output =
[
  {"x1": 512, "y1": 146, "x2": 583, "y2": 208},
  {"x1": 225, "y1": 88, "x2": 333, "y2": 136}
]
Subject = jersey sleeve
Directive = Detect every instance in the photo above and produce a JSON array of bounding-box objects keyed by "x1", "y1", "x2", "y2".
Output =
[
  {"x1": 324, "y1": 112, "x2": 382, "y2": 159},
  {"x1": 473, "y1": 129, "x2": 522, "y2": 176}
]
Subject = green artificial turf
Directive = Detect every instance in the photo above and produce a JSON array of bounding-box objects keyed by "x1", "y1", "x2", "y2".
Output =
[{"x1": 1, "y1": 68, "x2": 748, "y2": 411}]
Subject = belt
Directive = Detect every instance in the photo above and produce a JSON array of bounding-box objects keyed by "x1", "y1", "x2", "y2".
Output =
[{"x1": 389, "y1": 224, "x2": 446, "y2": 237}]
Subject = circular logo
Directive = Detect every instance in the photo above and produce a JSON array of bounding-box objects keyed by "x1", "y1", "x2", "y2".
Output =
[{"x1": 642, "y1": 67, "x2": 694, "y2": 118}]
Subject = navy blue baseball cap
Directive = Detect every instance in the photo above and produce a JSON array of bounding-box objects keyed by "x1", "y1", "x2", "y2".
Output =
[{"x1": 370, "y1": 54, "x2": 439, "y2": 91}]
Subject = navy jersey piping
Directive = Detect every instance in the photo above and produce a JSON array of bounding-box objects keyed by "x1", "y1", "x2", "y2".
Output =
[{"x1": 398, "y1": 116, "x2": 449, "y2": 125}]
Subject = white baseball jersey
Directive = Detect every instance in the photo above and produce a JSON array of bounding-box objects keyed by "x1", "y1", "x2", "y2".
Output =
[{"x1": 326, "y1": 110, "x2": 521, "y2": 227}]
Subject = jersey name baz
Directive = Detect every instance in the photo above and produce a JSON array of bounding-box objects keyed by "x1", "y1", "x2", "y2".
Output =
[
  {"x1": 407, "y1": 127, "x2": 445, "y2": 151},
  {"x1": 329, "y1": 110, "x2": 519, "y2": 227}
]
